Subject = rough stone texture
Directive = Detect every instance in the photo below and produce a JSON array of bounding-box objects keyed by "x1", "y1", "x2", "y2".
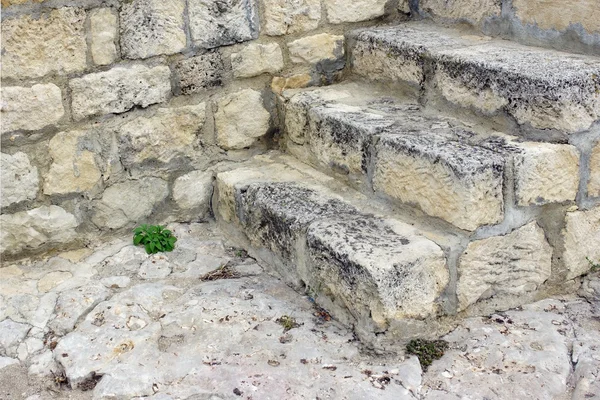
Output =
[
  {"x1": 457, "y1": 222, "x2": 552, "y2": 310},
  {"x1": 0, "y1": 152, "x2": 39, "y2": 208},
  {"x1": 48, "y1": 284, "x2": 111, "y2": 336},
  {"x1": 325, "y1": 0, "x2": 387, "y2": 23},
  {"x1": 44, "y1": 130, "x2": 102, "y2": 196},
  {"x1": 0, "y1": 319, "x2": 30, "y2": 358},
  {"x1": 374, "y1": 134, "x2": 505, "y2": 231},
  {"x1": 174, "y1": 52, "x2": 224, "y2": 95},
  {"x1": 118, "y1": 104, "x2": 206, "y2": 166},
  {"x1": 214, "y1": 89, "x2": 271, "y2": 150},
  {"x1": 0, "y1": 206, "x2": 78, "y2": 256},
  {"x1": 399, "y1": 0, "x2": 410, "y2": 13},
  {"x1": 512, "y1": 0, "x2": 600, "y2": 34},
  {"x1": 90, "y1": 8, "x2": 118, "y2": 66},
  {"x1": 1, "y1": 8, "x2": 87, "y2": 79},
  {"x1": 172, "y1": 170, "x2": 214, "y2": 219},
  {"x1": 271, "y1": 74, "x2": 312, "y2": 94},
  {"x1": 188, "y1": 0, "x2": 259, "y2": 49},
  {"x1": 563, "y1": 207, "x2": 600, "y2": 280},
  {"x1": 231, "y1": 43, "x2": 284, "y2": 78},
  {"x1": 420, "y1": 0, "x2": 502, "y2": 25},
  {"x1": 120, "y1": 0, "x2": 186, "y2": 59},
  {"x1": 589, "y1": 141, "x2": 600, "y2": 198},
  {"x1": 91, "y1": 178, "x2": 169, "y2": 230},
  {"x1": 288, "y1": 33, "x2": 344, "y2": 64},
  {"x1": 69, "y1": 65, "x2": 171, "y2": 120},
  {"x1": 1, "y1": 84, "x2": 65, "y2": 134},
  {"x1": 262, "y1": 0, "x2": 321, "y2": 35}
]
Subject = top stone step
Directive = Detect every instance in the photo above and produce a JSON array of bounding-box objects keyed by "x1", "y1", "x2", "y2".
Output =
[{"x1": 348, "y1": 23, "x2": 600, "y2": 135}]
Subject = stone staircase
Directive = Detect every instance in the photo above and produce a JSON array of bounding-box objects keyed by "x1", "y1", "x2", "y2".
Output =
[{"x1": 213, "y1": 21, "x2": 600, "y2": 351}]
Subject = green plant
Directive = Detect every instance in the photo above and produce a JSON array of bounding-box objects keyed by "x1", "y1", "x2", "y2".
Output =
[
  {"x1": 587, "y1": 257, "x2": 600, "y2": 272},
  {"x1": 276, "y1": 315, "x2": 301, "y2": 332},
  {"x1": 133, "y1": 224, "x2": 177, "y2": 254},
  {"x1": 406, "y1": 339, "x2": 449, "y2": 371}
]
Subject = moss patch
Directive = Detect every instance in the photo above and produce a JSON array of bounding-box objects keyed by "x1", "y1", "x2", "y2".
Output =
[{"x1": 406, "y1": 339, "x2": 449, "y2": 371}]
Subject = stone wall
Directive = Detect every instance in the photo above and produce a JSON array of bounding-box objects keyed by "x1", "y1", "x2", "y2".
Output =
[{"x1": 0, "y1": 0, "x2": 412, "y2": 259}]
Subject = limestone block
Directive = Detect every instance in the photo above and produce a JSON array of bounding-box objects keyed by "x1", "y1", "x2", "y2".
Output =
[
  {"x1": 420, "y1": 0, "x2": 502, "y2": 25},
  {"x1": 1, "y1": 8, "x2": 87, "y2": 79},
  {"x1": 120, "y1": 0, "x2": 186, "y2": 59},
  {"x1": 589, "y1": 142, "x2": 600, "y2": 198},
  {"x1": 118, "y1": 104, "x2": 206, "y2": 166},
  {"x1": 91, "y1": 178, "x2": 169, "y2": 230},
  {"x1": 288, "y1": 33, "x2": 344, "y2": 64},
  {"x1": 325, "y1": 0, "x2": 387, "y2": 23},
  {"x1": 69, "y1": 65, "x2": 171, "y2": 120},
  {"x1": 262, "y1": 0, "x2": 321, "y2": 36},
  {"x1": 44, "y1": 130, "x2": 102, "y2": 196},
  {"x1": 563, "y1": 207, "x2": 600, "y2": 280},
  {"x1": 172, "y1": 170, "x2": 214, "y2": 218},
  {"x1": 0, "y1": 319, "x2": 30, "y2": 358},
  {"x1": 512, "y1": 0, "x2": 600, "y2": 34},
  {"x1": 271, "y1": 74, "x2": 312, "y2": 94},
  {"x1": 174, "y1": 52, "x2": 224, "y2": 95},
  {"x1": 49, "y1": 284, "x2": 111, "y2": 335},
  {"x1": 399, "y1": 0, "x2": 410, "y2": 13},
  {"x1": 90, "y1": 8, "x2": 118, "y2": 66},
  {"x1": 457, "y1": 222, "x2": 552, "y2": 310},
  {"x1": 214, "y1": 89, "x2": 271, "y2": 150},
  {"x1": 1, "y1": 152, "x2": 39, "y2": 208},
  {"x1": 231, "y1": 43, "x2": 284, "y2": 78},
  {"x1": 188, "y1": 0, "x2": 259, "y2": 49},
  {"x1": 0, "y1": 206, "x2": 79, "y2": 255},
  {"x1": 1, "y1": 84, "x2": 65, "y2": 134}
]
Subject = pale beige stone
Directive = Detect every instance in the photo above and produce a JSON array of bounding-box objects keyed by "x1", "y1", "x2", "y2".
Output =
[
  {"x1": 1, "y1": 84, "x2": 65, "y2": 134},
  {"x1": 588, "y1": 142, "x2": 600, "y2": 198},
  {"x1": 120, "y1": 0, "x2": 186, "y2": 59},
  {"x1": 1, "y1": 152, "x2": 39, "y2": 208},
  {"x1": 513, "y1": 0, "x2": 600, "y2": 34},
  {"x1": 214, "y1": 89, "x2": 271, "y2": 150},
  {"x1": 38, "y1": 271, "x2": 73, "y2": 293},
  {"x1": 231, "y1": 43, "x2": 284, "y2": 78},
  {"x1": 457, "y1": 222, "x2": 553, "y2": 310},
  {"x1": 262, "y1": 0, "x2": 321, "y2": 35},
  {"x1": 421, "y1": 0, "x2": 501, "y2": 25},
  {"x1": 325, "y1": 0, "x2": 387, "y2": 23},
  {"x1": 513, "y1": 142, "x2": 580, "y2": 206},
  {"x1": 173, "y1": 170, "x2": 214, "y2": 218},
  {"x1": 118, "y1": 104, "x2": 206, "y2": 165},
  {"x1": 288, "y1": 33, "x2": 344, "y2": 64},
  {"x1": 90, "y1": 8, "x2": 118, "y2": 66},
  {"x1": 399, "y1": 0, "x2": 410, "y2": 13},
  {"x1": 271, "y1": 74, "x2": 312, "y2": 94},
  {"x1": 1, "y1": 8, "x2": 87, "y2": 79},
  {"x1": 435, "y1": 71, "x2": 508, "y2": 114},
  {"x1": 44, "y1": 130, "x2": 102, "y2": 196},
  {"x1": 563, "y1": 207, "x2": 600, "y2": 280},
  {"x1": 69, "y1": 65, "x2": 171, "y2": 120},
  {"x1": 0, "y1": 206, "x2": 79, "y2": 255}
]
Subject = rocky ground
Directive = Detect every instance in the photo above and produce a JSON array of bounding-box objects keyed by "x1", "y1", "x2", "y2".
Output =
[{"x1": 1, "y1": 222, "x2": 599, "y2": 400}]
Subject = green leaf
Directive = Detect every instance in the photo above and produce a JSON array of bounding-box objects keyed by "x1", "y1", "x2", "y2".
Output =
[{"x1": 133, "y1": 235, "x2": 143, "y2": 245}]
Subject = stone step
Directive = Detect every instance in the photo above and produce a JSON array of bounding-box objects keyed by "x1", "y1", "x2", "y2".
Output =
[
  {"x1": 347, "y1": 22, "x2": 600, "y2": 136},
  {"x1": 214, "y1": 154, "x2": 451, "y2": 348},
  {"x1": 279, "y1": 82, "x2": 580, "y2": 232}
]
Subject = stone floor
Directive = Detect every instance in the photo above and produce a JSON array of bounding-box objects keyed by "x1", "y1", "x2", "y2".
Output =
[{"x1": 1, "y1": 222, "x2": 599, "y2": 400}]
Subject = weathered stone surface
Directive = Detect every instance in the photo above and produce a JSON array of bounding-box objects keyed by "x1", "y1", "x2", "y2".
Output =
[
  {"x1": 138, "y1": 256, "x2": 172, "y2": 279},
  {"x1": 563, "y1": 207, "x2": 600, "y2": 280},
  {"x1": 0, "y1": 152, "x2": 39, "y2": 208},
  {"x1": 399, "y1": 0, "x2": 410, "y2": 13},
  {"x1": 90, "y1": 8, "x2": 118, "y2": 65},
  {"x1": 271, "y1": 74, "x2": 312, "y2": 94},
  {"x1": 118, "y1": 104, "x2": 206, "y2": 166},
  {"x1": 589, "y1": 141, "x2": 600, "y2": 198},
  {"x1": 325, "y1": 0, "x2": 387, "y2": 23},
  {"x1": 188, "y1": 0, "x2": 259, "y2": 49},
  {"x1": 44, "y1": 130, "x2": 102, "y2": 195},
  {"x1": 374, "y1": 134, "x2": 505, "y2": 231},
  {"x1": 92, "y1": 178, "x2": 169, "y2": 230},
  {"x1": 512, "y1": 0, "x2": 600, "y2": 34},
  {"x1": 262, "y1": 0, "x2": 321, "y2": 35},
  {"x1": 174, "y1": 52, "x2": 224, "y2": 95},
  {"x1": 69, "y1": 65, "x2": 171, "y2": 120},
  {"x1": 420, "y1": 0, "x2": 502, "y2": 25},
  {"x1": 100, "y1": 276, "x2": 131, "y2": 289},
  {"x1": 214, "y1": 89, "x2": 271, "y2": 150},
  {"x1": 0, "y1": 319, "x2": 30, "y2": 358},
  {"x1": 172, "y1": 170, "x2": 214, "y2": 218},
  {"x1": 288, "y1": 33, "x2": 344, "y2": 64},
  {"x1": 231, "y1": 43, "x2": 284, "y2": 78},
  {"x1": 0, "y1": 206, "x2": 78, "y2": 255},
  {"x1": 37, "y1": 271, "x2": 72, "y2": 293},
  {"x1": 1, "y1": 84, "x2": 64, "y2": 134},
  {"x1": 48, "y1": 284, "x2": 110, "y2": 335},
  {"x1": 457, "y1": 222, "x2": 552, "y2": 310},
  {"x1": 1, "y1": 8, "x2": 87, "y2": 79},
  {"x1": 120, "y1": 0, "x2": 186, "y2": 59}
]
